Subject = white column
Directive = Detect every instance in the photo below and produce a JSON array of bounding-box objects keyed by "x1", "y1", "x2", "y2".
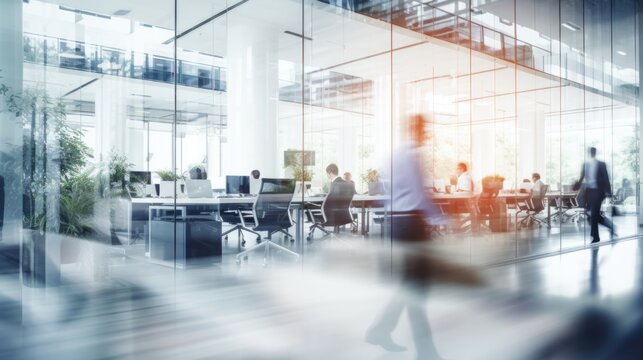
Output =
[
  {"x1": 0, "y1": 0, "x2": 22, "y2": 245},
  {"x1": 224, "y1": 21, "x2": 279, "y2": 177},
  {"x1": 94, "y1": 76, "x2": 129, "y2": 160}
]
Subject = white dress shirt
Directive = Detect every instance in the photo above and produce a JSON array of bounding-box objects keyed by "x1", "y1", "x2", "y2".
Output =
[
  {"x1": 585, "y1": 159, "x2": 598, "y2": 189},
  {"x1": 532, "y1": 179, "x2": 544, "y2": 197},
  {"x1": 456, "y1": 172, "x2": 473, "y2": 192},
  {"x1": 380, "y1": 142, "x2": 439, "y2": 219}
]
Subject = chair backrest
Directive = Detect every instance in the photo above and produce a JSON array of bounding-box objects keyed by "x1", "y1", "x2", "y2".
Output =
[
  {"x1": 253, "y1": 178, "x2": 295, "y2": 230},
  {"x1": 321, "y1": 182, "x2": 355, "y2": 226},
  {"x1": 529, "y1": 184, "x2": 548, "y2": 211}
]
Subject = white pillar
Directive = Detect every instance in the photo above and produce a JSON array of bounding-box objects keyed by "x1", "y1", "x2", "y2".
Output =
[
  {"x1": 224, "y1": 21, "x2": 279, "y2": 177},
  {"x1": 95, "y1": 76, "x2": 128, "y2": 160},
  {"x1": 0, "y1": 0, "x2": 23, "y2": 245}
]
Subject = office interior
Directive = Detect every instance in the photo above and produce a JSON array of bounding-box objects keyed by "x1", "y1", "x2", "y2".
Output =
[{"x1": 1, "y1": 0, "x2": 642, "y2": 358}]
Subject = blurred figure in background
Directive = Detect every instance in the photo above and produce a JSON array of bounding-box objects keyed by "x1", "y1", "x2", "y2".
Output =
[
  {"x1": 343, "y1": 172, "x2": 357, "y2": 195},
  {"x1": 614, "y1": 178, "x2": 634, "y2": 204},
  {"x1": 578, "y1": 147, "x2": 615, "y2": 243},
  {"x1": 455, "y1": 162, "x2": 473, "y2": 192},
  {"x1": 365, "y1": 114, "x2": 465, "y2": 359},
  {"x1": 249, "y1": 169, "x2": 261, "y2": 195}
]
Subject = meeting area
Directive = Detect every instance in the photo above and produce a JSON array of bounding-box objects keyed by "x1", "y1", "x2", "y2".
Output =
[{"x1": 1, "y1": 0, "x2": 642, "y2": 358}]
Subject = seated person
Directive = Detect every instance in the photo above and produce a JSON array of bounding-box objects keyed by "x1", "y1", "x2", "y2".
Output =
[
  {"x1": 530, "y1": 172, "x2": 545, "y2": 212},
  {"x1": 249, "y1": 169, "x2": 261, "y2": 195},
  {"x1": 519, "y1": 178, "x2": 532, "y2": 193},
  {"x1": 455, "y1": 162, "x2": 473, "y2": 192},
  {"x1": 343, "y1": 172, "x2": 358, "y2": 195},
  {"x1": 615, "y1": 178, "x2": 634, "y2": 204}
]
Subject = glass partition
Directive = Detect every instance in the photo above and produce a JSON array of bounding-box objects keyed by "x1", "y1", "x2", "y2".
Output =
[{"x1": 0, "y1": 1, "x2": 640, "y2": 356}]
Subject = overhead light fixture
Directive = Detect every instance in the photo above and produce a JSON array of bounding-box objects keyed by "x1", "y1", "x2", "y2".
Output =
[
  {"x1": 561, "y1": 21, "x2": 581, "y2": 31},
  {"x1": 113, "y1": 9, "x2": 131, "y2": 16},
  {"x1": 499, "y1": 18, "x2": 512, "y2": 26},
  {"x1": 617, "y1": 50, "x2": 627, "y2": 56}
]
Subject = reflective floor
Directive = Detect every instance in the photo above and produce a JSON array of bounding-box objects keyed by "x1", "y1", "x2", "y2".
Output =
[{"x1": 1, "y1": 215, "x2": 642, "y2": 359}]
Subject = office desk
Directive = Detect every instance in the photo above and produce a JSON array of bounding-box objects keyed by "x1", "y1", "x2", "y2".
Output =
[{"x1": 132, "y1": 194, "x2": 390, "y2": 243}]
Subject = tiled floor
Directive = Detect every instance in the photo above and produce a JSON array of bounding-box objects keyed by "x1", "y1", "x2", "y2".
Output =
[{"x1": 1, "y1": 214, "x2": 641, "y2": 359}]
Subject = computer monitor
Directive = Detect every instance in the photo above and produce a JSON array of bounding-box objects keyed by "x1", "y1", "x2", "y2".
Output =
[
  {"x1": 226, "y1": 175, "x2": 250, "y2": 195},
  {"x1": 185, "y1": 179, "x2": 213, "y2": 198},
  {"x1": 293, "y1": 181, "x2": 311, "y2": 196},
  {"x1": 260, "y1": 178, "x2": 295, "y2": 194},
  {"x1": 128, "y1": 171, "x2": 152, "y2": 184}
]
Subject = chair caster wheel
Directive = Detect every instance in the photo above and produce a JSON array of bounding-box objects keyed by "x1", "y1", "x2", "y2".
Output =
[
  {"x1": 241, "y1": 240, "x2": 246, "y2": 247},
  {"x1": 224, "y1": 235, "x2": 229, "y2": 241},
  {"x1": 256, "y1": 236, "x2": 261, "y2": 243},
  {"x1": 306, "y1": 236, "x2": 311, "y2": 241},
  {"x1": 235, "y1": 258, "x2": 241, "y2": 264}
]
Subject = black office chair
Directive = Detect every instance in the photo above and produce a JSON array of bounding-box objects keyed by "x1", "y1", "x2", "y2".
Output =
[
  {"x1": 220, "y1": 204, "x2": 261, "y2": 248},
  {"x1": 518, "y1": 184, "x2": 549, "y2": 227},
  {"x1": 306, "y1": 182, "x2": 354, "y2": 240},
  {"x1": 236, "y1": 178, "x2": 298, "y2": 264}
]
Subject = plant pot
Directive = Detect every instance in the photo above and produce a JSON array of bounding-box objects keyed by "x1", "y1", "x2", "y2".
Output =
[{"x1": 60, "y1": 235, "x2": 81, "y2": 264}]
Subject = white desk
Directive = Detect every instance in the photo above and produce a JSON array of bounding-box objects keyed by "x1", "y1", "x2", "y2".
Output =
[
  {"x1": 131, "y1": 194, "x2": 390, "y2": 205},
  {"x1": 132, "y1": 195, "x2": 390, "y2": 244}
]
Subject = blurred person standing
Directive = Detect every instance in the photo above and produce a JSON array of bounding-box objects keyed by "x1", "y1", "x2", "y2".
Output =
[
  {"x1": 365, "y1": 114, "x2": 445, "y2": 358},
  {"x1": 578, "y1": 147, "x2": 616, "y2": 243}
]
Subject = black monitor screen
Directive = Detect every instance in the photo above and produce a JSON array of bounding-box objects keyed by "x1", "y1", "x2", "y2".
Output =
[
  {"x1": 226, "y1": 175, "x2": 250, "y2": 195},
  {"x1": 129, "y1": 171, "x2": 151, "y2": 184},
  {"x1": 260, "y1": 178, "x2": 295, "y2": 194}
]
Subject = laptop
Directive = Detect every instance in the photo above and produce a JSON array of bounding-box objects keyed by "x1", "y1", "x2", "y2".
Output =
[{"x1": 185, "y1": 179, "x2": 213, "y2": 198}]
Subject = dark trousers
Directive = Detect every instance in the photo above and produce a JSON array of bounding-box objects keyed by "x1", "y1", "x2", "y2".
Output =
[{"x1": 585, "y1": 188, "x2": 613, "y2": 241}]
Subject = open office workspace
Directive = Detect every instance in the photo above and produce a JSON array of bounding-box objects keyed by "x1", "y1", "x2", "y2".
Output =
[{"x1": 1, "y1": 0, "x2": 643, "y2": 358}]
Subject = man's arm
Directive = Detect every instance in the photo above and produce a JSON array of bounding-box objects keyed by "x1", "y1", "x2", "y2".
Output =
[{"x1": 602, "y1": 162, "x2": 611, "y2": 196}]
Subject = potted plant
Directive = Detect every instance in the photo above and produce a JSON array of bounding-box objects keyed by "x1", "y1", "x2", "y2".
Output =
[
  {"x1": 286, "y1": 154, "x2": 313, "y2": 182},
  {"x1": 156, "y1": 169, "x2": 185, "y2": 197},
  {"x1": 362, "y1": 168, "x2": 383, "y2": 195},
  {"x1": 188, "y1": 164, "x2": 208, "y2": 180}
]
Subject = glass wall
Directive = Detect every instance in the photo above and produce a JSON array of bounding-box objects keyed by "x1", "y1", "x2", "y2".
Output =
[{"x1": 0, "y1": 1, "x2": 640, "y2": 354}]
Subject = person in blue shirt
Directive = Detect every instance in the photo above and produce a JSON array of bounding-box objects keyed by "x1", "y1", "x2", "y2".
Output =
[{"x1": 365, "y1": 114, "x2": 445, "y2": 358}]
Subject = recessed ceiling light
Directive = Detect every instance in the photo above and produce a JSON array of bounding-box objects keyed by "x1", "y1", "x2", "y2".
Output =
[
  {"x1": 113, "y1": 9, "x2": 131, "y2": 16},
  {"x1": 617, "y1": 50, "x2": 627, "y2": 56},
  {"x1": 561, "y1": 21, "x2": 581, "y2": 31}
]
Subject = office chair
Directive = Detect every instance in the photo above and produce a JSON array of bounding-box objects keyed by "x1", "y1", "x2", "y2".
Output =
[
  {"x1": 305, "y1": 182, "x2": 355, "y2": 240},
  {"x1": 518, "y1": 185, "x2": 549, "y2": 227},
  {"x1": 567, "y1": 192, "x2": 588, "y2": 223},
  {"x1": 220, "y1": 205, "x2": 261, "y2": 248},
  {"x1": 236, "y1": 178, "x2": 298, "y2": 265}
]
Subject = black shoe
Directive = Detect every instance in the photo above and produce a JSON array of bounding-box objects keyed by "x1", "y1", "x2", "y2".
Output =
[
  {"x1": 365, "y1": 331, "x2": 407, "y2": 352},
  {"x1": 591, "y1": 238, "x2": 600, "y2": 244}
]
